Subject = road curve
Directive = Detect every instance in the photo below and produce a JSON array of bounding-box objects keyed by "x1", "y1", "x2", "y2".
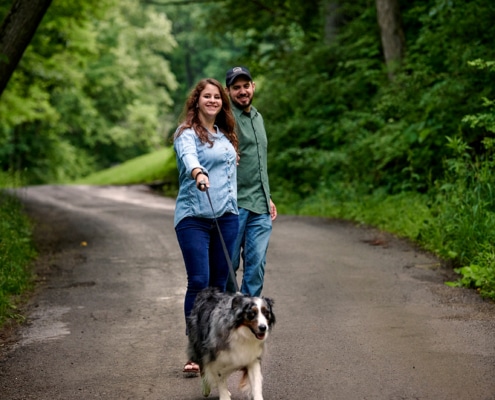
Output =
[{"x1": 1, "y1": 185, "x2": 494, "y2": 400}]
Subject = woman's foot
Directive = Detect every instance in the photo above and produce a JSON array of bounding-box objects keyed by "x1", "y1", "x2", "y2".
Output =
[{"x1": 183, "y1": 361, "x2": 200, "y2": 375}]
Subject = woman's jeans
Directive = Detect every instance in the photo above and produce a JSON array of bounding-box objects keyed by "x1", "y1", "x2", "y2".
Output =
[
  {"x1": 175, "y1": 213, "x2": 238, "y2": 322},
  {"x1": 227, "y1": 208, "x2": 272, "y2": 297}
]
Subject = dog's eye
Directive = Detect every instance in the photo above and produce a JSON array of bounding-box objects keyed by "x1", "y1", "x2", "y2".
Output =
[
  {"x1": 246, "y1": 310, "x2": 256, "y2": 320},
  {"x1": 261, "y1": 307, "x2": 271, "y2": 319}
]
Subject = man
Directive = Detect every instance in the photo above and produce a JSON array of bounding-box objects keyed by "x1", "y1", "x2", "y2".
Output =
[{"x1": 225, "y1": 66, "x2": 277, "y2": 297}]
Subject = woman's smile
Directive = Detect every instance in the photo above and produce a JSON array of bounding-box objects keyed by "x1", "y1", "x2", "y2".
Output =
[{"x1": 198, "y1": 83, "x2": 223, "y2": 121}]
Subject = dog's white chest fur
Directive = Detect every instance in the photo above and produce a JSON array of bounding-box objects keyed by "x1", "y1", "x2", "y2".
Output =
[{"x1": 214, "y1": 325, "x2": 266, "y2": 374}]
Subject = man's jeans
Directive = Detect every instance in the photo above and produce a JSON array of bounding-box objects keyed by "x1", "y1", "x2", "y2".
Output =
[
  {"x1": 175, "y1": 213, "x2": 239, "y2": 321},
  {"x1": 227, "y1": 208, "x2": 272, "y2": 296}
]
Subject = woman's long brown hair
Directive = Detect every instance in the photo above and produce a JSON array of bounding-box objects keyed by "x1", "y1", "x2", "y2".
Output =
[{"x1": 175, "y1": 78, "x2": 238, "y2": 152}]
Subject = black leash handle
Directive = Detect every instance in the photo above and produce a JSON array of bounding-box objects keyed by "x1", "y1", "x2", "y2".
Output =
[{"x1": 203, "y1": 186, "x2": 240, "y2": 293}]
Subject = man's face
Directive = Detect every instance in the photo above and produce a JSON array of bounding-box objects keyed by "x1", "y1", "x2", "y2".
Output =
[{"x1": 226, "y1": 77, "x2": 255, "y2": 110}]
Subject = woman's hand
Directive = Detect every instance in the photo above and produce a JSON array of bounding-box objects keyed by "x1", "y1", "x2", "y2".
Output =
[
  {"x1": 193, "y1": 168, "x2": 209, "y2": 191},
  {"x1": 196, "y1": 176, "x2": 209, "y2": 191}
]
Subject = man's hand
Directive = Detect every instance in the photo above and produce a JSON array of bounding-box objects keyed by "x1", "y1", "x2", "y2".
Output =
[{"x1": 270, "y1": 199, "x2": 277, "y2": 221}]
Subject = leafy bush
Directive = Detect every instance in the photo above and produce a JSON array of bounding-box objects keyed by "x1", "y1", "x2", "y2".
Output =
[
  {"x1": 447, "y1": 261, "x2": 495, "y2": 300},
  {"x1": 422, "y1": 89, "x2": 495, "y2": 299},
  {"x1": 424, "y1": 137, "x2": 495, "y2": 258}
]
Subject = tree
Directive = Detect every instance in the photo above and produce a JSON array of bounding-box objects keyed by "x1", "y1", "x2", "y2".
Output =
[
  {"x1": 375, "y1": 0, "x2": 405, "y2": 80},
  {"x1": 0, "y1": 0, "x2": 52, "y2": 98},
  {"x1": 323, "y1": 0, "x2": 342, "y2": 45},
  {"x1": 0, "y1": 0, "x2": 178, "y2": 183}
]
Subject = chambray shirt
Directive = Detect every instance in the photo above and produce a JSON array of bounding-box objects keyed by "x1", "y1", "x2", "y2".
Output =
[
  {"x1": 173, "y1": 126, "x2": 238, "y2": 227},
  {"x1": 232, "y1": 105, "x2": 271, "y2": 214}
]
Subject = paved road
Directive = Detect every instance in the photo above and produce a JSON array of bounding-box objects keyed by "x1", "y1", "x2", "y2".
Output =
[{"x1": 1, "y1": 185, "x2": 494, "y2": 400}]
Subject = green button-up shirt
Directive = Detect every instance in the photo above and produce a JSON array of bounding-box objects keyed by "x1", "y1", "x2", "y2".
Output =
[{"x1": 232, "y1": 104, "x2": 271, "y2": 214}]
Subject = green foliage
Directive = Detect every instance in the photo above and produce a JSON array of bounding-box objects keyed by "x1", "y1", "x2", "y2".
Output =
[
  {"x1": 421, "y1": 135, "x2": 495, "y2": 299},
  {"x1": 238, "y1": 0, "x2": 495, "y2": 298},
  {"x1": 0, "y1": 169, "x2": 27, "y2": 189},
  {"x1": 461, "y1": 59, "x2": 495, "y2": 136},
  {"x1": 2, "y1": 0, "x2": 495, "y2": 301},
  {"x1": 205, "y1": 0, "x2": 324, "y2": 64},
  {"x1": 156, "y1": 2, "x2": 244, "y2": 128},
  {"x1": 446, "y1": 259, "x2": 495, "y2": 300},
  {"x1": 279, "y1": 182, "x2": 432, "y2": 241},
  {"x1": 424, "y1": 137, "x2": 495, "y2": 259},
  {"x1": 0, "y1": 0, "x2": 177, "y2": 184},
  {"x1": 0, "y1": 191, "x2": 36, "y2": 326},
  {"x1": 260, "y1": 0, "x2": 495, "y2": 197}
]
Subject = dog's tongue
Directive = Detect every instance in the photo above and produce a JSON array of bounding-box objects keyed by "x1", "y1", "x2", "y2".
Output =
[{"x1": 255, "y1": 332, "x2": 265, "y2": 340}]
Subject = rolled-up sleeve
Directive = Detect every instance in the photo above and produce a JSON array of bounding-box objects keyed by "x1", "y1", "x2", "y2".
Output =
[{"x1": 174, "y1": 131, "x2": 203, "y2": 178}]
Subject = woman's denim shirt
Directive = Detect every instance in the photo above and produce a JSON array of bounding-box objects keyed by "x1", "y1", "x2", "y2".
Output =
[{"x1": 173, "y1": 126, "x2": 238, "y2": 227}]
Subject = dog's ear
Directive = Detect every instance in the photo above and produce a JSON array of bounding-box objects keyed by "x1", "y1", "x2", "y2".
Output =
[
  {"x1": 231, "y1": 294, "x2": 245, "y2": 310},
  {"x1": 263, "y1": 297, "x2": 274, "y2": 308},
  {"x1": 262, "y1": 297, "x2": 276, "y2": 326},
  {"x1": 231, "y1": 295, "x2": 250, "y2": 327}
]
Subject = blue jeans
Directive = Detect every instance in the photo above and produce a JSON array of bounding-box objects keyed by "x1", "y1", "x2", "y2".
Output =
[
  {"x1": 175, "y1": 213, "x2": 239, "y2": 322},
  {"x1": 227, "y1": 208, "x2": 272, "y2": 296}
]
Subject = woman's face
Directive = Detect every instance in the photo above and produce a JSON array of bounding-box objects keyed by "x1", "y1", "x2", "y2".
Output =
[{"x1": 197, "y1": 83, "x2": 222, "y2": 122}]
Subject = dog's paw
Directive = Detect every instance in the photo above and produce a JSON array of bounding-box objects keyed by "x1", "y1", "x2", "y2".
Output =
[
  {"x1": 218, "y1": 391, "x2": 232, "y2": 400},
  {"x1": 217, "y1": 385, "x2": 231, "y2": 400}
]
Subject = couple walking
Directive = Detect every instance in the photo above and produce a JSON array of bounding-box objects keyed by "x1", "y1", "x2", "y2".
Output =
[{"x1": 172, "y1": 67, "x2": 277, "y2": 374}]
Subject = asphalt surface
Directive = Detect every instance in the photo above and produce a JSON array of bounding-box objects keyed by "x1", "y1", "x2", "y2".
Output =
[{"x1": 0, "y1": 185, "x2": 494, "y2": 400}]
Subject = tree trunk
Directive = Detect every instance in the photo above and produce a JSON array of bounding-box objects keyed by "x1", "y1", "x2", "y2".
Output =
[
  {"x1": 375, "y1": 0, "x2": 405, "y2": 80},
  {"x1": 0, "y1": 0, "x2": 53, "y2": 98},
  {"x1": 323, "y1": 0, "x2": 341, "y2": 45}
]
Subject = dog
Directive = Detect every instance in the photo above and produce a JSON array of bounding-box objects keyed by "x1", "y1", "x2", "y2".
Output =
[{"x1": 186, "y1": 287, "x2": 276, "y2": 400}]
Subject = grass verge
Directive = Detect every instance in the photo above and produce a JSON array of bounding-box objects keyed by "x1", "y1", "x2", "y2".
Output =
[
  {"x1": 73, "y1": 147, "x2": 177, "y2": 187},
  {"x1": 0, "y1": 191, "x2": 37, "y2": 328}
]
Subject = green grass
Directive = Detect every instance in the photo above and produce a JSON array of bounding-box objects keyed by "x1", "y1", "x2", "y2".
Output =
[
  {"x1": 73, "y1": 147, "x2": 177, "y2": 186},
  {"x1": 0, "y1": 191, "x2": 37, "y2": 326},
  {"x1": 286, "y1": 188, "x2": 431, "y2": 241},
  {"x1": 276, "y1": 187, "x2": 433, "y2": 249}
]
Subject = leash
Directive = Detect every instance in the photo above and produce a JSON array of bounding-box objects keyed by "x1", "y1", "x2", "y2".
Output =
[{"x1": 203, "y1": 185, "x2": 240, "y2": 293}]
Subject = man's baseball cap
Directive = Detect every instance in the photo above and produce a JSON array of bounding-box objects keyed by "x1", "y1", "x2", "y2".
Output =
[{"x1": 225, "y1": 66, "x2": 252, "y2": 87}]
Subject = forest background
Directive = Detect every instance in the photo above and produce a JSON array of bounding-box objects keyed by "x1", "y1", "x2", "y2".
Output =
[{"x1": 1, "y1": 0, "x2": 495, "y2": 324}]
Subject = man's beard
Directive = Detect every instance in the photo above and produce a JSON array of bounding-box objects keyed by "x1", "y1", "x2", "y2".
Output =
[{"x1": 232, "y1": 96, "x2": 252, "y2": 110}]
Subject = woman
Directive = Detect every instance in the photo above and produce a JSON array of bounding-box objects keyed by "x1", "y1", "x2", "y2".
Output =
[{"x1": 173, "y1": 78, "x2": 239, "y2": 374}]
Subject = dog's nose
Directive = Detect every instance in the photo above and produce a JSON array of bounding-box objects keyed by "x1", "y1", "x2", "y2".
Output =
[{"x1": 259, "y1": 324, "x2": 267, "y2": 332}]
